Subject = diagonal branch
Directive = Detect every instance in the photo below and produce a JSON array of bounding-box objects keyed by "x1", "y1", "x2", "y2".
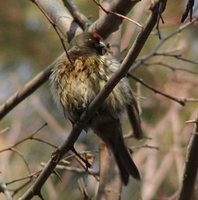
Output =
[
  {"x1": 62, "y1": 0, "x2": 90, "y2": 30},
  {"x1": 177, "y1": 116, "x2": 198, "y2": 200},
  {"x1": 19, "y1": 1, "x2": 167, "y2": 199},
  {"x1": 127, "y1": 73, "x2": 186, "y2": 106},
  {"x1": 92, "y1": 0, "x2": 143, "y2": 28},
  {"x1": 181, "y1": 0, "x2": 195, "y2": 22},
  {"x1": 0, "y1": 61, "x2": 53, "y2": 120}
]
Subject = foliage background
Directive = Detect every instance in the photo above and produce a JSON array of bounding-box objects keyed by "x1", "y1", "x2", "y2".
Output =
[{"x1": 0, "y1": 0, "x2": 197, "y2": 199}]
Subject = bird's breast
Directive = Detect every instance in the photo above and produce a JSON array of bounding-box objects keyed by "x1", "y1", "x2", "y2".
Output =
[{"x1": 50, "y1": 55, "x2": 130, "y2": 121}]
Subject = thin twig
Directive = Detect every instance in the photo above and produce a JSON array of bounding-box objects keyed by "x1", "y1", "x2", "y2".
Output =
[
  {"x1": 132, "y1": 144, "x2": 159, "y2": 150},
  {"x1": 0, "y1": 62, "x2": 53, "y2": 121},
  {"x1": 6, "y1": 171, "x2": 41, "y2": 186},
  {"x1": 55, "y1": 165, "x2": 98, "y2": 176},
  {"x1": 0, "y1": 123, "x2": 47, "y2": 153},
  {"x1": 154, "y1": 52, "x2": 198, "y2": 65},
  {"x1": 30, "y1": 0, "x2": 73, "y2": 64},
  {"x1": 143, "y1": 62, "x2": 198, "y2": 75},
  {"x1": 154, "y1": 0, "x2": 167, "y2": 39},
  {"x1": 93, "y1": 0, "x2": 143, "y2": 28},
  {"x1": 127, "y1": 73, "x2": 186, "y2": 106},
  {"x1": 184, "y1": 98, "x2": 198, "y2": 102},
  {"x1": 11, "y1": 180, "x2": 32, "y2": 198},
  {"x1": 10, "y1": 148, "x2": 31, "y2": 174},
  {"x1": 127, "y1": 17, "x2": 198, "y2": 73},
  {"x1": 31, "y1": 138, "x2": 57, "y2": 148},
  {"x1": 77, "y1": 178, "x2": 91, "y2": 200}
]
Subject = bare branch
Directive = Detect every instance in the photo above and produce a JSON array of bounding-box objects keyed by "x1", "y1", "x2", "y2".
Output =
[
  {"x1": 154, "y1": 52, "x2": 198, "y2": 65},
  {"x1": 31, "y1": 138, "x2": 57, "y2": 148},
  {"x1": 77, "y1": 178, "x2": 91, "y2": 200},
  {"x1": 138, "y1": 18, "x2": 198, "y2": 64},
  {"x1": 181, "y1": 0, "x2": 195, "y2": 22},
  {"x1": 55, "y1": 164, "x2": 98, "y2": 176},
  {"x1": 143, "y1": 62, "x2": 198, "y2": 75},
  {"x1": 0, "y1": 123, "x2": 47, "y2": 153},
  {"x1": 6, "y1": 171, "x2": 41, "y2": 186},
  {"x1": 127, "y1": 73, "x2": 186, "y2": 106},
  {"x1": 62, "y1": 0, "x2": 90, "y2": 30},
  {"x1": 28, "y1": 0, "x2": 82, "y2": 41},
  {"x1": 30, "y1": 0, "x2": 73, "y2": 64},
  {"x1": 155, "y1": 0, "x2": 167, "y2": 39},
  {"x1": 126, "y1": 17, "x2": 198, "y2": 72},
  {"x1": 93, "y1": 0, "x2": 143, "y2": 28},
  {"x1": 11, "y1": 180, "x2": 32, "y2": 198},
  {"x1": 177, "y1": 116, "x2": 198, "y2": 200},
  {"x1": 10, "y1": 148, "x2": 31, "y2": 174},
  {"x1": 0, "y1": 61, "x2": 53, "y2": 121}
]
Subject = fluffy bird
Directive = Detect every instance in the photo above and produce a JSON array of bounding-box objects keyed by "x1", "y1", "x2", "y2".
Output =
[{"x1": 50, "y1": 32, "x2": 142, "y2": 185}]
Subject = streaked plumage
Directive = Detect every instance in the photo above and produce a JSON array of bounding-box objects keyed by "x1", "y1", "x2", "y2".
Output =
[{"x1": 50, "y1": 32, "x2": 142, "y2": 184}]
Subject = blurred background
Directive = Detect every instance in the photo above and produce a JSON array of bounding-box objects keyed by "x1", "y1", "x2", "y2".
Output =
[{"x1": 0, "y1": 0, "x2": 198, "y2": 199}]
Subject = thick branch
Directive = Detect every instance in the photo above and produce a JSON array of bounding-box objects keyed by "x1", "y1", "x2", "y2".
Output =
[
  {"x1": 181, "y1": 0, "x2": 195, "y2": 22},
  {"x1": 19, "y1": 1, "x2": 166, "y2": 199},
  {"x1": 177, "y1": 117, "x2": 198, "y2": 200}
]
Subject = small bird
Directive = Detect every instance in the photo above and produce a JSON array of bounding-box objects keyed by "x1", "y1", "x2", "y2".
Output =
[{"x1": 50, "y1": 32, "x2": 142, "y2": 185}]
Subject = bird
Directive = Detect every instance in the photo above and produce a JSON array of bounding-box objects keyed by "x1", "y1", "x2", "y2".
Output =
[{"x1": 50, "y1": 32, "x2": 142, "y2": 185}]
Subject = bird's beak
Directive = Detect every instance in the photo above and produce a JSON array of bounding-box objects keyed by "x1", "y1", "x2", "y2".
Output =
[{"x1": 98, "y1": 41, "x2": 109, "y2": 55}]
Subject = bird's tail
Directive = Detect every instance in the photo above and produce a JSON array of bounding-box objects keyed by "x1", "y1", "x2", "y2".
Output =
[
  {"x1": 109, "y1": 130, "x2": 141, "y2": 185},
  {"x1": 93, "y1": 116, "x2": 140, "y2": 185}
]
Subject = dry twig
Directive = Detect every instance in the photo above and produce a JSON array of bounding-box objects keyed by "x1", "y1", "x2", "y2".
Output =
[
  {"x1": 127, "y1": 73, "x2": 186, "y2": 106},
  {"x1": 93, "y1": 0, "x2": 143, "y2": 28}
]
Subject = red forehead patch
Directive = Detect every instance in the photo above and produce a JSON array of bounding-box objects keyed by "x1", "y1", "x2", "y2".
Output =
[{"x1": 91, "y1": 33, "x2": 102, "y2": 41}]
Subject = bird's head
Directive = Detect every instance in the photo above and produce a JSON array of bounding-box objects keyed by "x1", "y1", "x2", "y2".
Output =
[{"x1": 69, "y1": 32, "x2": 109, "y2": 57}]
